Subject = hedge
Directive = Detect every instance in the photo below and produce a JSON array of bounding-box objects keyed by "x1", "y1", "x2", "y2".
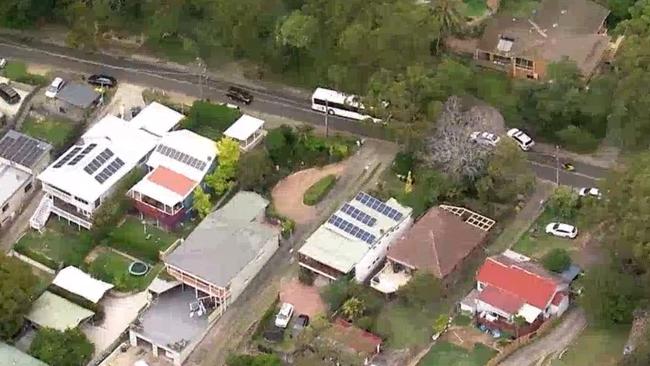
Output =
[
  {"x1": 303, "y1": 175, "x2": 337, "y2": 206},
  {"x1": 13, "y1": 245, "x2": 59, "y2": 270}
]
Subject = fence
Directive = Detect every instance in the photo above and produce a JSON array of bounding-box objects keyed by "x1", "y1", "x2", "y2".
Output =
[
  {"x1": 9, "y1": 249, "x2": 56, "y2": 274},
  {"x1": 485, "y1": 317, "x2": 559, "y2": 366}
]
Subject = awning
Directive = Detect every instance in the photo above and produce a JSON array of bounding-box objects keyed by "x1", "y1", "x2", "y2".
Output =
[
  {"x1": 147, "y1": 277, "x2": 181, "y2": 295},
  {"x1": 26, "y1": 291, "x2": 94, "y2": 331},
  {"x1": 517, "y1": 303, "x2": 543, "y2": 323},
  {"x1": 52, "y1": 266, "x2": 114, "y2": 303}
]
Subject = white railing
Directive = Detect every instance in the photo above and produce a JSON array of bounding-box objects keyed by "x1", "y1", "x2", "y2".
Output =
[
  {"x1": 50, "y1": 204, "x2": 93, "y2": 229},
  {"x1": 30, "y1": 195, "x2": 53, "y2": 232}
]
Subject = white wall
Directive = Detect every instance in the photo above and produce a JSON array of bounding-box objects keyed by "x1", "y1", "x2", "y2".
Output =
[
  {"x1": 0, "y1": 176, "x2": 33, "y2": 228},
  {"x1": 476, "y1": 299, "x2": 513, "y2": 321},
  {"x1": 354, "y1": 216, "x2": 413, "y2": 283},
  {"x1": 228, "y1": 233, "x2": 280, "y2": 304}
]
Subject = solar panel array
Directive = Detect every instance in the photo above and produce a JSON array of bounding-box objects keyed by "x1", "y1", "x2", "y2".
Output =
[
  {"x1": 340, "y1": 203, "x2": 377, "y2": 227},
  {"x1": 94, "y1": 157, "x2": 125, "y2": 184},
  {"x1": 328, "y1": 214, "x2": 376, "y2": 244},
  {"x1": 355, "y1": 192, "x2": 403, "y2": 221},
  {"x1": 68, "y1": 143, "x2": 97, "y2": 166},
  {"x1": 0, "y1": 131, "x2": 50, "y2": 169},
  {"x1": 84, "y1": 148, "x2": 114, "y2": 175},
  {"x1": 53, "y1": 146, "x2": 82, "y2": 168},
  {"x1": 155, "y1": 145, "x2": 207, "y2": 171}
]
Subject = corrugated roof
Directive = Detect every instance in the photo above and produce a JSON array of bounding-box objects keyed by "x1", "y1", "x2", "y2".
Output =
[
  {"x1": 0, "y1": 130, "x2": 51, "y2": 170},
  {"x1": 224, "y1": 114, "x2": 265, "y2": 141},
  {"x1": 478, "y1": 285, "x2": 524, "y2": 314},
  {"x1": 26, "y1": 291, "x2": 95, "y2": 331},
  {"x1": 0, "y1": 343, "x2": 47, "y2": 366},
  {"x1": 56, "y1": 82, "x2": 100, "y2": 108}
]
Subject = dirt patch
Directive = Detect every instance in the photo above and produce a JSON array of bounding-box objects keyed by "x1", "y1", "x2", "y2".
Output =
[
  {"x1": 279, "y1": 278, "x2": 326, "y2": 318},
  {"x1": 271, "y1": 163, "x2": 347, "y2": 225},
  {"x1": 26, "y1": 64, "x2": 53, "y2": 76},
  {"x1": 442, "y1": 325, "x2": 499, "y2": 351}
]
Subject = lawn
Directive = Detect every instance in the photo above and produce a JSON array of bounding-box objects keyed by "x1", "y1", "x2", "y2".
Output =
[
  {"x1": 419, "y1": 341, "x2": 496, "y2": 366},
  {"x1": 106, "y1": 217, "x2": 179, "y2": 263},
  {"x1": 86, "y1": 247, "x2": 162, "y2": 292},
  {"x1": 551, "y1": 324, "x2": 630, "y2": 366},
  {"x1": 500, "y1": 0, "x2": 540, "y2": 18},
  {"x1": 21, "y1": 116, "x2": 78, "y2": 150},
  {"x1": 375, "y1": 302, "x2": 439, "y2": 348},
  {"x1": 1, "y1": 61, "x2": 48, "y2": 85},
  {"x1": 463, "y1": 0, "x2": 488, "y2": 18},
  {"x1": 511, "y1": 207, "x2": 577, "y2": 260},
  {"x1": 14, "y1": 220, "x2": 94, "y2": 269},
  {"x1": 181, "y1": 100, "x2": 242, "y2": 140}
]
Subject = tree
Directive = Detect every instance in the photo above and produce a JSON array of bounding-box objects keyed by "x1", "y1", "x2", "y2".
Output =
[
  {"x1": 581, "y1": 264, "x2": 641, "y2": 327},
  {"x1": 0, "y1": 255, "x2": 38, "y2": 340},
  {"x1": 431, "y1": 0, "x2": 465, "y2": 51},
  {"x1": 513, "y1": 315, "x2": 527, "y2": 338},
  {"x1": 547, "y1": 186, "x2": 579, "y2": 220},
  {"x1": 226, "y1": 353, "x2": 282, "y2": 366},
  {"x1": 277, "y1": 10, "x2": 318, "y2": 49},
  {"x1": 341, "y1": 297, "x2": 365, "y2": 321},
  {"x1": 397, "y1": 272, "x2": 442, "y2": 308},
  {"x1": 207, "y1": 137, "x2": 240, "y2": 194},
  {"x1": 432, "y1": 314, "x2": 448, "y2": 334},
  {"x1": 476, "y1": 139, "x2": 535, "y2": 203},
  {"x1": 192, "y1": 186, "x2": 212, "y2": 219},
  {"x1": 542, "y1": 248, "x2": 572, "y2": 273},
  {"x1": 237, "y1": 149, "x2": 275, "y2": 192},
  {"x1": 30, "y1": 327, "x2": 94, "y2": 366}
]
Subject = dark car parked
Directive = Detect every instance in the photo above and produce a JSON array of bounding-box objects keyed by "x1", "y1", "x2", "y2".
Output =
[
  {"x1": 0, "y1": 83, "x2": 20, "y2": 104},
  {"x1": 87, "y1": 74, "x2": 118, "y2": 88},
  {"x1": 226, "y1": 86, "x2": 253, "y2": 104},
  {"x1": 291, "y1": 314, "x2": 310, "y2": 338}
]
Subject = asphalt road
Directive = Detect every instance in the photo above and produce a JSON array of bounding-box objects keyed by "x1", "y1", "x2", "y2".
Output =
[{"x1": 0, "y1": 35, "x2": 607, "y2": 187}]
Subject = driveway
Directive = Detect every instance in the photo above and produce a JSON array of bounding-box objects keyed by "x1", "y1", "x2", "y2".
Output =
[{"x1": 499, "y1": 308, "x2": 587, "y2": 366}]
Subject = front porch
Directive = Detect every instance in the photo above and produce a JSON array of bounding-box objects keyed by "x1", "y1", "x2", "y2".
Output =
[{"x1": 370, "y1": 261, "x2": 412, "y2": 294}]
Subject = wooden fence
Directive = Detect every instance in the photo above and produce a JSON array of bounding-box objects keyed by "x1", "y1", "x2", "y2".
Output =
[{"x1": 485, "y1": 317, "x2": 559, "y2": 366}]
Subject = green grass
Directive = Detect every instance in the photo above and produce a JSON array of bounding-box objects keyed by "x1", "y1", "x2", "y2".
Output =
[
  {"x1": 14, "y1": 220, "x2": 95, "y2": 269},
  {"x1": 21, "y1": 116, "x2": 78, "y2": 150},
  {"x1": 551, "y1": 324, "x2": 630, "y2": 366},
  {"x1": 2, "y1": 61, "x2": 48, "y2": 85},
  {"x1": 181, "y1": 100, "x2": 242, "y2": 140},
  {"x1": 454, "y1": 314, "x2": 473, "y2": 326},
  {"x1": 500, "y1": 0, "x2": 540, "y2": 18},
  {"x1": 419, "y1": 342, "x2": 496, "y2": 366},
  {"x1": 375, "y1": 303, "x2": 439, "y2": 348},
  {"x1": 86, "y1": 247, "x2": 162, "y2": 292},
  {"x1": 463, "y1": 0, "x2": 488, "y2": 18},
  {"x1": 303, "y1": 174, "x2": 337, "y2": 205},
  {"x1": 106, "y1": 217, "x2": 179, "y2": 263},
  {"x1": 511, "y1": 208, "x2": 576, "y2": 260}
]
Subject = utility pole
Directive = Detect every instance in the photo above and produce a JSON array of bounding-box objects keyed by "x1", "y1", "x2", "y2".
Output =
[
  {"x1": 555, "y1": 145, "x2": 560, "y2": 186},
  {"x1": 324, "y1": 99, "x2": 330, "y2": 138},
  {"x1": 196, "y1": 57, "x2": 206, "y2": 100}
]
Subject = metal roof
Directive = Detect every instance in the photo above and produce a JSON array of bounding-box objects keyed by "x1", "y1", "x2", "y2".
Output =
[
  {"x1": 0, "y1": 130, "x2": 51, "y2": 170},
  {"x1": 0, "y1": 343, "x2": 47, "y2": 366},
  {"x1": 56, "y1": 82, "x2": 100, "y2": 109},
  {"x1": 26, "y1": 291, "x2": 95, "y2": 331}
]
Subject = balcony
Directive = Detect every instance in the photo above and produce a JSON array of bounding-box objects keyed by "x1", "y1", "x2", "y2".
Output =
[
  {"x1": 51, "y1": 196, "x2": 92, "y2": 229},
  {"x1": 370, "y1": 261, "x2": 412, "y2": 294}
]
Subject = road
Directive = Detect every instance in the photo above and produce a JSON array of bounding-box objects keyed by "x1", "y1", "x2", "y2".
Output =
[{"x1": 0, "y1": 35, "x2": 606, "y2": 187}]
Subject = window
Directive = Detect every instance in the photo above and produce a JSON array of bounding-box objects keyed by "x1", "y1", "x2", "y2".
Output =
[
  {"x1": 75, "y1": 196, "x2": 89, "y2": 205},
  {"x1": 2, "y1": 203, "x2": 8, "y2": 213},
  {"x1": 94, "y1": 198, "x2": 101, "y2": 208},
  {"x1": 24, "y1": 182, "x2": 33, "y2": 193}
]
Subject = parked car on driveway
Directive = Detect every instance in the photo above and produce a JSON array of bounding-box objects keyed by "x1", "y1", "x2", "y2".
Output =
[
  {"x1": 45, "y1": 77, "x2": 66, "y2": 98},
  {"x1": 578, "y1": 187, "x2": 601, "y2": 199},
  {"x1": 292, "y1": 314, "x2": 309, "y2": 337},
  {"x1": 0, "y1": 83, "x2": 20, "y2": 104},
  {"x1": 545, "y1": 222, "x2": 578, "y2": 239},
  {"x1": 0, "y1": 58, "x2": 7, "y2": 69},
  {"x1": 470, "y1": 131, "x2": 501, "y2": 147},
  {"x1": 506, "y1": 128, "x2": 535, "y2": 151},
  {"x1": 226, "y1": 86, "x2": 253, "y2": 104},
  {"x1": 87, "y1": 74, "x2": 117, "y2": 88},
  {"x1": 274, "y1": 302, "x2": 294, "y2": 328}
]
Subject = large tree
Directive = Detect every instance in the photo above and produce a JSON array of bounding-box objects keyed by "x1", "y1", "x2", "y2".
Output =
[
  {"x1": 0, "y1": 255, "x2": 38, "y2": 340},
  {"x1": 476, "y1": 139, "x2": 535, "y2": 203},
  {"x1": 581, "y1": 264, "x2": 641, "y2": 327},
  {"x1": 30, "y1": 328, "x2": 94, "y2": 366},
  {"x1": 237, "y1": 149, "x2": 276, "y2": 192}
]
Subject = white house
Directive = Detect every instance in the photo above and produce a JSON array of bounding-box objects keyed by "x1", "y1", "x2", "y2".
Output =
[
  {"x1": 223, "y1": 114, "x2": 266, "y2": 152},
  {"x1": 32, "y1": 102, "x2": 184, "y2": 230},
  {"x1": 298, "y1": 192, "x2": 413, "y2": 283}
]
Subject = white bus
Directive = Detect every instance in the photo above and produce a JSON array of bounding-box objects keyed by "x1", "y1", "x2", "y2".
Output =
[{"x1": 311, "y1": 87, "x2": 380, "y2": 122}]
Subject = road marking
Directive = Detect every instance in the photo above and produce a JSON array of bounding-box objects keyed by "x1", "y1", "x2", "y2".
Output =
[{"x1": 528, "y1": 160, "x2": 601, "y2": 180}]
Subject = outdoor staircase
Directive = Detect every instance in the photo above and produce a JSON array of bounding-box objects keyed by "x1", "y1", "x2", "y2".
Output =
[{"x1": 30, "y1": 195, "x2": 53, "y2": 232}]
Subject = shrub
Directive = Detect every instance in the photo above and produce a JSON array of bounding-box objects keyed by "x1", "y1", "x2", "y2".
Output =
[
  {"x1": 253, "y1": 296, "x2": 279, "y2": 339},
  {"x1": 303, "y1": 175, "x2": 337, "y2": 205},
  {"x1": 397, "y1": 273, "x2": 443, "y2": 308},
  {"x1": 298, "y1": 267, "x2": 315, "y2": 285},
  {"x1": 92, "y1": 169, "x2": 144, "y2": 241},
  {"x1": 226, "y1": 354, "x2": 282, "y2": 366},
  {"x1": 547, "y1": 186, "x2": 579, "y2": 221},
  {"x1": 542, "y1": 248, "x2": 572, "y2": 273},
  {"x1": 182, "y1": 101, "x2": 241, "y2": 140},
  {"x1": 13, "y1": 245, "x2": 59, "y2": 270},
  {"x1": 321, "y1": 277, "x2": 353, "y2": 314},
  {"x1": 392, "y1": 151, "x2": 416, "y2": 176},
  {"x1": 556, "y1": 125, "x2": 600, "y2": 153},
  {"x1": 30, "y1": 328, "x2": 94, "y2": 366}
]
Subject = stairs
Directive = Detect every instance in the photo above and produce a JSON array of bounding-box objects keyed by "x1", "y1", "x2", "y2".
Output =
[{"x1": 30, "y1": 195, "x2": 52, "y2": 232}]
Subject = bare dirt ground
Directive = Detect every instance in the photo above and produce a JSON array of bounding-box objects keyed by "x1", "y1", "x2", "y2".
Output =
[
  {"x1": 443, "y1": 325, "x2": 499, "y2": 351},
  {"x1": 272, "y1": 163, "x2": 347, "y2": 225},
  {"x1": 279, "y1": 278, "x2": 326, "y2": 318}
]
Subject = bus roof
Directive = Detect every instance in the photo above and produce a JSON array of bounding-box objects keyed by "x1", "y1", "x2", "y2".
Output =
[{"x1": 312, "y1": 87, "x2": 360, "y2": 106}]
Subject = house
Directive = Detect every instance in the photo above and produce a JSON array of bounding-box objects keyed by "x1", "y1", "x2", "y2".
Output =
[
  {"x1": 0, "y1": 130, "x2": 51, "y2": 229},
  {"x1": 223, "y1": 114, "x2": 266, "y2": 152},
  {"x1": 371, "y1": 205, "x2": 495, "y2": 294},
  {"x1": 461, "y1": 251, "x2": 570, "y2": 337},
  {"x1": 298, "y1": 192, "x2": 413, "y2": 283},
  {"x1": 128, "y1": 129, "x2": 217, "y2": 230},
  {"x1": 32, "y1": 102, "x2": 184, "y2": 230},
  {"x1": 49, "y1": 82, "x2": 101, "y2": 119},
  {"x1": 0, "y1": 342, "x2": 47, "y2": 366},
  {"x1": 130, "y1": 192, "x2": 279, "y2": 365},
  {"x1": 474, "y1": 0, "x2": 610, "y2": 79}
]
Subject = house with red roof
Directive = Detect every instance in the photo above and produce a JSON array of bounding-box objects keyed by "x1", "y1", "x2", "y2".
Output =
[
  {"x1": 461, "y1": 250, "x2": 570, "y2": 336},
  {"x1": 128, "y1": 129, "x2": 217, "y2": 230}
]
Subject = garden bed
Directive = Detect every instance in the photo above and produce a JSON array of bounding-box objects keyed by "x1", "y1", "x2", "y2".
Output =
[
  {"x1": 105, "y1": 217, "x2": 179, "y2": 262},
  {"x1": 86, "y1": 247, "x2": 161, "y2": 292},
  {"x1": 303, "y1": 174, "x2": 336, "y2": 205},
  {"x1": 14, "y1": 220, "x2": 94, "y2": 269}
]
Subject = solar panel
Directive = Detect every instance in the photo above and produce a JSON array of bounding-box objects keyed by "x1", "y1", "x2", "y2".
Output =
[
  {"x1": 0, "y1": 132, "x2": 50, "y2": 168},
  {"x1": 83, "y1": 148, "x2": 114, "y2": 175},
  {"x1": 354, "y1": 192, "x2": 403, "y2": 221},
  {"x1": 328, "y1": 214, "x2": 376, "y2": 244},
  {"x1": 156, "y1": 144, "x2": 207, "y2": 171},
  {"x1": 53, "y1": 146, "x2": 82, "y2": 168},
  {"x1": 340, "y1": 203, "x2": 377, "y2": 226},
  {"x1": 94, "y1": 157, "x2": 125, "y2": 184}
]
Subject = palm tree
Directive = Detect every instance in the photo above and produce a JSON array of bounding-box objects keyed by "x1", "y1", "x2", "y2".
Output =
[
  {"x1": 341, "y1": 297, "x2": 366, "y2": 321},
  {"x1": 431, "y1": 0, "x2": 466, "y2": 52}
]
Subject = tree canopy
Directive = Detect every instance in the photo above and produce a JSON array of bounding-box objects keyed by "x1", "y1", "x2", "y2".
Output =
[
  {"x1": 0, "y1": 254, "x2": 38, "y2": 340},
  {"x1": 30, "y1": 327, "x2": 94, "y2": 366}
]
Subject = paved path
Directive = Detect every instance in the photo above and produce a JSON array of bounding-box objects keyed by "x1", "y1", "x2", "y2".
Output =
[
  {"x1": 499, "y1": 308, "x2": 588, "y2": 366},
  {"x1": 0, "y1": 191, "x2": 42, "y2": 252}
]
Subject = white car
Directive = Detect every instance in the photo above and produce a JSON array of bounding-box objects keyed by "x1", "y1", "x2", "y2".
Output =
[
  {"x1": 470, "y1": 131, "x2": 501, "y2": 147},
  {"x1": 579, "y1": 187, "x2": 601, "y2": 199},
  {"x1": 545, "y1": 222, "x2": 578, "y2": 239},
  {"x1": 274, "y1": 302, "x2": 294, "y2": 328},
  {"x1": 506, "y1": 128, "x2": 535, "y2": 151},
  {"x1": 45, "y1": 77, "x2": 66, "y2": 98},
  {"x1": 0, "y1": 58, "x2": 6, "y2": 69}
]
